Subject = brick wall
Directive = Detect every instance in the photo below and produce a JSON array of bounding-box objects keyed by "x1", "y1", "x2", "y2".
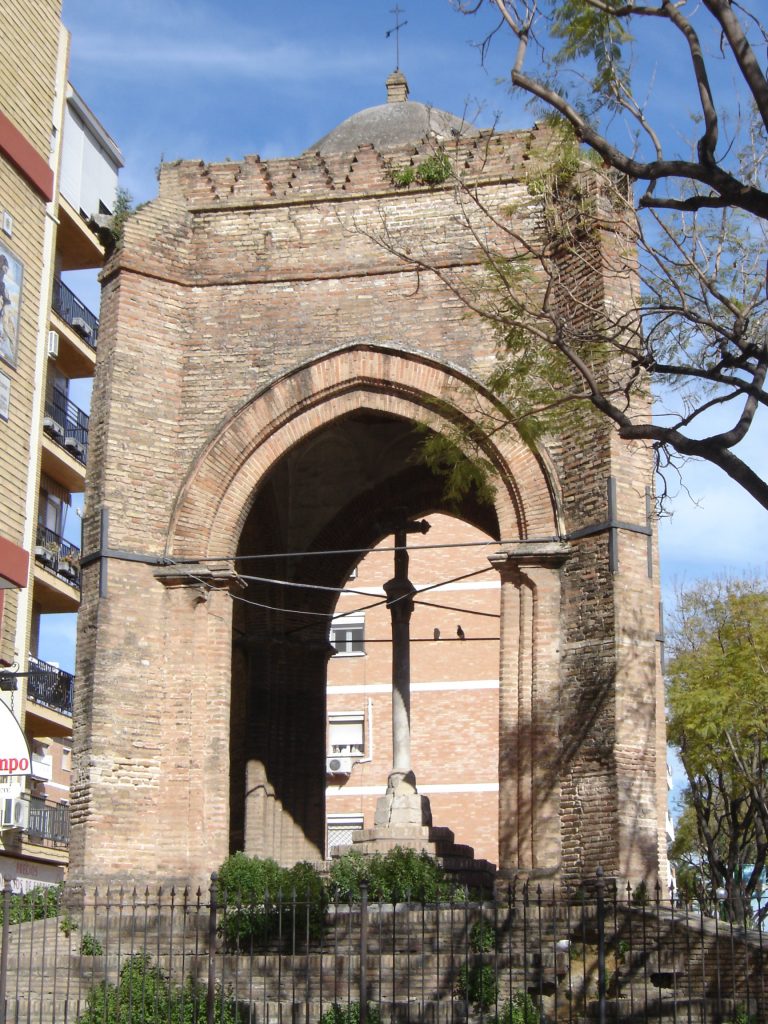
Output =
[{"x1": 73, "y1": 120, "x2": 665, "y2": 891}]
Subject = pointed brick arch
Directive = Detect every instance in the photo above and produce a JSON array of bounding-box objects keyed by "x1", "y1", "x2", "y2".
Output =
[{"x1": 167, "y1": 344, "x2": 560, "y2": 559}]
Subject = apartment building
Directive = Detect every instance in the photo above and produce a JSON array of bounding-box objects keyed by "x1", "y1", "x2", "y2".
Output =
[
  {"x1": 0, "y1": 0, "x2": 121, "y2": 889},
  {"x1": 326, "y1": 514, "x2": 501, "y2": 866}
]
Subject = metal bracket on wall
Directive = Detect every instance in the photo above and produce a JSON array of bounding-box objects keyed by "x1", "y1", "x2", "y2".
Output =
[
  {"x1": 566, "y1": 478, "x2": 653, "y2": 576},
  {"x1": 656, "y1": 600, "x2": 666, "y2": 671},
  {"x1": 80, "y1": 508, "x2": 175, "y2": 598}
]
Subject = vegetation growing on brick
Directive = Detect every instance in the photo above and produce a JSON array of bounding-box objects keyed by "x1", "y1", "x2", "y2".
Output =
[{"x1": 389, "y1": 151, "x2": 452, "y2": 188}]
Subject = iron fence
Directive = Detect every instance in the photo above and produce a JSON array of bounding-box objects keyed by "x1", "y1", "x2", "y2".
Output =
[
  {"x1": 51, "y1": 278, "x2": 99, "y2": 348},
  {"x1": 42, "y1": 389, "x2": 89, "y2": 465},
  {"x1": 27, "y1": 655, "x2": 74, "y2": 716},
  {"x1": 0, "y1": 876, "x2": 765, "y2": 1024}
]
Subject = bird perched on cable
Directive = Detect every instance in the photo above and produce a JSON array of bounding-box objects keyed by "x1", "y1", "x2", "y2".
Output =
[
  {"x1": 456, "y1": 624, "x2": 465, "y2": 640},
  {"x1": 433, "y1": 628, "x2": 441, "y2": 640}
]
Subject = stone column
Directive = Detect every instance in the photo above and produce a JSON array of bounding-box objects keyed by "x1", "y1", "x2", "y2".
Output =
[
  {"x1": 374, "y1": 522, "x2": 431, "y2": 828},
  {"x1": 490, "y1": 542, "x2": 569, "y2": 882},
  {"x1": 384, "y1": 531, "x2": 416, "y2": 786}
]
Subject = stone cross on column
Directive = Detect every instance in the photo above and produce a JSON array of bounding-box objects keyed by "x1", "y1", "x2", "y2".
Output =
[{"x1": 373, "y1": 518, "x2": 433, "y2": 829}]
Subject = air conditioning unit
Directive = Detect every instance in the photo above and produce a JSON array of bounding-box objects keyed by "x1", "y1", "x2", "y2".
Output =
[
  {"x1": 326, "y1": 755, "x2": 353, "y2": 776},
  {"x1": 1, "y1": 797, "x2": 28, "y2": 831},
  {"x1": 71, "y1": 317, "x2": 92, "y2": 338},
  {"x1": 47, "y1": 330, "x2": 59, "y2": 358}
]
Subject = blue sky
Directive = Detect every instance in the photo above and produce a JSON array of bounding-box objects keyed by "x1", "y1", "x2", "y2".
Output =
[{"x1": 47, "y1": 0, "x2": 766, "y2": 675}]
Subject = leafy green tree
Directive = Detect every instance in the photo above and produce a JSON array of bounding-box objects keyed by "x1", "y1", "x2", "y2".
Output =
[
  {"x1": 667, "y1": 576, "x2": 768, "y2": 923},
  {"x1": 438, "y1": 0, "x2": 768, "y2": 508}
]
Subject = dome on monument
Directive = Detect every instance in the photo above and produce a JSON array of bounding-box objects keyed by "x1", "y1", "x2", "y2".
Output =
[{"x1": 306, "y1": 70, "x2": 478, "y2": 155}]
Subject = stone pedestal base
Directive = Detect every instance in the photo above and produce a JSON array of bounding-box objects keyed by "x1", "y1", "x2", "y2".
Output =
[{"x1": 374, "y1": 790, "x2": 433, "y2": 828}]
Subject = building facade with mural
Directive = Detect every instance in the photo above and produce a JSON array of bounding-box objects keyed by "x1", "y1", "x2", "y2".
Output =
[{"x1": 0, "y1": 0, "x2": 121, "y2": 888}]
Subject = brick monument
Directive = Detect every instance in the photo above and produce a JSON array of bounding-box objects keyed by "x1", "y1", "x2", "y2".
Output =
[{"x1": 70, "y1": 73, "x2": 668, "y2": 891}]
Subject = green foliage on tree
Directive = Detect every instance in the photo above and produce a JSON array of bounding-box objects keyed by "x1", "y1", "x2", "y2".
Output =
[
  {"x1": 77, "y1": 953, "x2": 242, "y2": 1024},
  {"x1": 667, "y1": 575, "x2": 768, "y2": 923}
]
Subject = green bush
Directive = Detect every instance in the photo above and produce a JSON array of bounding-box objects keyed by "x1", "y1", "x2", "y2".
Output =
[
  {"x1": 217, "y1": 854, "x2": 283, "y2": 949},
  {"x1": 632, "y1": 881, "x2": 649, "y2": 907},
  {"x1": 284, "y1": 860, "x2": 328, "y2": 940},
  {"x1": 415, "y1": 152, "x2": 451, "y2": 186},
  {"x1": 80, "y1": 932, "x2": 104, "y2": 956},
  {"x1": 77, "y1": 952, "x2": 243, "y2": 1024},
  {"x1": 328, "y1": 846, "x2": 458, "y2": 904},
  {"x1": 0, "y1": 883, "x2": 62, "y2": 925},
  {"x1": 469, "y1": 919, "x2": 496, "y2": 953},
  {"x1": 60, "y1": 911, "x2": 78, "y2": 937},
  {"x1": 390, "y1": 164, "x2": 415, "y2": 188},
  {"x1": 455, "y1": 917, "x2": 500, "y2": 1012},
  {"x1": 217, "y1": 854, "x2": 326, "y2": 950},
  {"x1": 319, "y1": 1003, "x2": 381, "y2": 1024},
  {"x1": 389, "y1": 152, "x2": 452, "y2": 189},
  {"x1": 497, "y1": 992, "x2": 538, "y2": 1024},
  {"x1": 456, "y1": 962, "x2": 498, "y2": 1011},
  {"x1": 327, "y1": 848, "x2": 370, "y2": 903}
]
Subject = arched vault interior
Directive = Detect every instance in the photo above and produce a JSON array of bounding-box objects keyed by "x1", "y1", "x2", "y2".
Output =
[{"x1": 229, "y1": 410, "x2": 500, "y2": 861}]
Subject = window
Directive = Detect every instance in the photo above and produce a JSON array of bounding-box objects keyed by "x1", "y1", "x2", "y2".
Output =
[
  {"x1": 327, "y1": 813, "x2": 364, "y2": 854},
  {"x1": 329, "y1": 613, "x2": 365, "y2": 656},
  {"x1": 38, "y1": 474, "x2": 71, "y2": 536},
  {"x1": 328, "y1": 712, "x2": 365, "y2": 756}
]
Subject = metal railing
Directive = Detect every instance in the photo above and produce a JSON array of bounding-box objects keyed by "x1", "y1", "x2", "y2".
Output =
[
  {"x1": 33, "y1": 525, "x2": 81, "y2": 590},
  {"x1": 27, "y1": 797, "x2": 70, "y2": 845},
  {"x1": 51, "y1": 277, "x2": 99, "y2": 348},
  {"x1": 42, "y1": 389, "x2": 89, "y2": 465},
  {"x1": 0, "y1": 875, "x2": 764, "y2": 1024},
  {"x1": 27, "y1": 655, "x2": 74, "y2": 716}
]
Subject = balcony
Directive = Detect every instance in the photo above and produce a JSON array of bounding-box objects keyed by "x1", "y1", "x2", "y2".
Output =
[
  {"x1": 34, "y1": 525, "x2": 81, "y2": 589},
  {"x1": 42, "y1": 390, "x2": 89, "y2": 465},
  {"x1": 51, "y1": 278, "x2": 98, "y2": 349},
  {"x1": 27, "y1": 796, "x2": 70, "y2": 847},
  {"x1": 27, "y1": 655, "x2": 74, "y2": 719}
]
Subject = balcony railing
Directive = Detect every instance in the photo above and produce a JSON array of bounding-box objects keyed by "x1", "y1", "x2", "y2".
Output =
[
  {"x1": 42, "y1": 389, "x2": 89, "y2": 464},
  {"x1": 28, "y1": 796, "x2": 70, "y2": 845},
  {"x1": 34, "y1": 525, "x2": 81, "y2": 589},
  {"x1": 27, "y1": 655, "x2": 74, "y2": 717},
  {"x1": 51, "y1": 277, "x2": 99, "y2": 348}
]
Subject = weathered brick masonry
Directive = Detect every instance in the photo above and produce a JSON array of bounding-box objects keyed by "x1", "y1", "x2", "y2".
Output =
[{"x1": 71, "y1": 89, "x2": 666, "y2": 892}]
